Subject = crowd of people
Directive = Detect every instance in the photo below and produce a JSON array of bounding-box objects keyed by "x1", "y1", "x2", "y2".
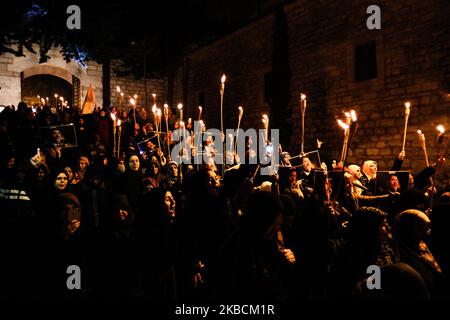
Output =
[{"x1": 0, "y1": 101, "x2": 449, "y2": 300}]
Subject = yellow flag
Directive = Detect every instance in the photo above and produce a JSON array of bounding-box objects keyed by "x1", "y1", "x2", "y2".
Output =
[{"x1": 81, "y1": 85, "x2": 96, "y2": 115}]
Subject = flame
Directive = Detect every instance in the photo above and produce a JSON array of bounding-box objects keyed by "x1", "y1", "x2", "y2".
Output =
[
  {"x1": 60, "y1": 97, "x2": 64, "y2": 101},
  {"x1": 134, "y1": 94, "x2": 138, "y2": 99},
  {"x1": 120, "y1": 92, "x2": 123, "y2": 97},
  {"x1": 157, "y1": 109, "x2": 162, "y2": 117},
  {"x1": 350, "y1": 110, "x2": 357, "y2": 122},
  {"x1": 177, "y1": 103, "x2": 183, "y2": 110},
  {"x1": 188, "y1": 118, "x2": 192, "y2": 123},
  {"x1": 221, "y1": 74, "x2": 226, "y2": 83},
  {"x1": 262, "y1": 114, "x2": 268, "y2": 124},
  {"x1": 300, "y1": 93, "x2": 306, "y2": 101},
  {"x1": 417, "y1": 129, "x2": 422, "y2": 135},
  {"x1": 437, "y1": 125, "x2": 445, "y2": 134},
  {"x1": 344, "y1": 112, "x2": 351, "y2": 119},
  {"x1": 110, "y1": 113, "x2": 116, "y2": 121},
  {"x1": 130, "y1": 98, "x2": 135, "y2": 106},
  {"x1": 164, "y1": 103, "x2": 169, "y2": 109},
  {"x1": 198, "y1": 106, "x2": 202, "y2": 111},
  {"x1": 152, "y1": 105, "x2": 157, "y2": 113},
  {"x1": 337, "y1": 119, "x2": 349, "y2": 130},
  {"x1": 116, "y1": 86, "x2": 121, "y2": 93},
  {"x1": 152, "y1": 93, "x2": 156, "y2": 98},
  {"x1": 405, "y1": 102, "x2": 411, "y2": 109},
  {"x1": 54, "y1": 94, "x2": 58, "y2": 98}
]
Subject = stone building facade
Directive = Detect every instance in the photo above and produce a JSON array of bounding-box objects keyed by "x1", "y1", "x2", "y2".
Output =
[
  {"x1": 1, "y1": 0, "x2": 449, "y2": 176},
  {"x1": 173, "y1": 0, "x2": 450, "y2": 174},
  {"x1": 0, "y1": 46, "x2": 167, "y2": 113}
]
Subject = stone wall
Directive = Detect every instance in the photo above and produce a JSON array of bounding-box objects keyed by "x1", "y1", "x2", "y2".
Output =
[
  {"x1": 109, "y1": 60, "x2": 167, "y2": 112},
  {"x1": 0, "y1": 53, "x2": 21, "y2": 105},
  {"x1": 172, "y1": 13, "x2": 275, "y2": 131},
  {"x1": 286, "y1": 0, "x2": 450, "y2": 172},
  {"x1": 174, "y1": 0, "x2": 450, "y2": 174}
]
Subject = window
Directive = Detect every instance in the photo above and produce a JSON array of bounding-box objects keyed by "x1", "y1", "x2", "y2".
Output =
[{"x1": 354, "y1": 40, "x2": 377, "y2": 82}]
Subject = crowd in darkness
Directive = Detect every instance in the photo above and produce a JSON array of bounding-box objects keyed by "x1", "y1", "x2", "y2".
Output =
[{"x1": 0, "y1": 101, "x2": 449, "y2": 300}]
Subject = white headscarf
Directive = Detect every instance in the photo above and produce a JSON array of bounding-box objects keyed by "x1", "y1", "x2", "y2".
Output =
[{"x1": 362, "y1": 160, "x2": 377, "y2": 180}]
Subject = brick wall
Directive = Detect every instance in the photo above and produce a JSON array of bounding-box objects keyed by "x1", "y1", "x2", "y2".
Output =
[{"x1": 174, "y1": 0, "x2": 450, "y2": 175}]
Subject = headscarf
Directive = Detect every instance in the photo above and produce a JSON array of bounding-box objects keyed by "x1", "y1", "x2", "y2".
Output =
[{"x1": 362, "y1": 160, "x2": 377, "y2": 180}]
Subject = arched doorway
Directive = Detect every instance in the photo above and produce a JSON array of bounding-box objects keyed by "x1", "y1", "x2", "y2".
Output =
[
  {"x1": 20, "y1": 65, "x2": 81, "y2": 109},
  {"x1": 21, "y1": 74, "x2": 72, "y2": 107}
]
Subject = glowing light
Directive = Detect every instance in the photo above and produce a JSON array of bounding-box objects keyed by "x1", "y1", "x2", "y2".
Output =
[
  {"x1": 337, "y1": 119, "x2": 349, "y2": 130},
  {"x1": 350, "y1": 110, "x2": 357, "y2": 122}
]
